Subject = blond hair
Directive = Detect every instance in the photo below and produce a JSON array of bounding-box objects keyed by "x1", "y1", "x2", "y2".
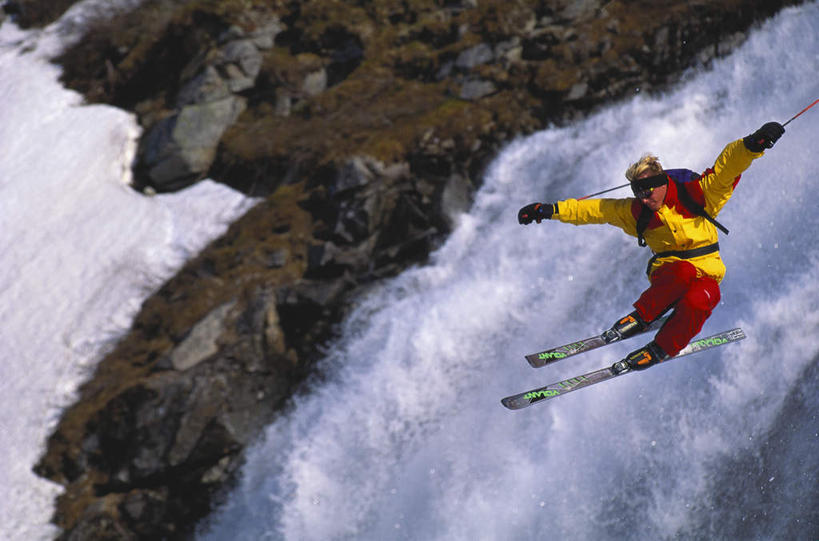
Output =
[{"x1": 625, "y1": 154, "x2": 663, "y2": 182}]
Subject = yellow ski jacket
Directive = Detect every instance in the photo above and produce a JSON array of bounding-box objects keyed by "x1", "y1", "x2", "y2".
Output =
[{"x1": 552, "y1": 139, "x2": 764, "y2": 282}]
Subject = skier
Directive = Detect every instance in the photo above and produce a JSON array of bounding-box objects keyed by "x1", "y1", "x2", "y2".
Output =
[{"x1": 517, "y1": 121, "x2": 785, "y2": 372}]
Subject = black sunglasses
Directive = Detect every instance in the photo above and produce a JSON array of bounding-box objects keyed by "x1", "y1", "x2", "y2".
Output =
[{"x1": 630, "y1": 173, "x2": 667, "y2": 199}]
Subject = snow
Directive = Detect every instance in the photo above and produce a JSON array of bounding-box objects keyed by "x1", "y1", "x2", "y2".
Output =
[{"x1": 0, "y1": 13, "x2": 257, "y2": 541}]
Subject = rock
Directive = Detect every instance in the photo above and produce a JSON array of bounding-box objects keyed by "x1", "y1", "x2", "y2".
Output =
[
  {"x1": 334, "y1": 155, "x2": 381, "y2": 193},
  {"x1": 177, "y1": 66, "x2": 231, "y2": 107},
  {"x1": 455, "y1": 43, "x2": 494, "y2": 70},
  {"x1": 302, "y1": 68, "x2": 328, "y2": 96},
  {"x1": 220, "y1": 39, "x2": 263, "y2": 92},
  {"x1": 249, "y1": 20, "x2": 284, "y2": 50},
  {"x1": 436, "y1": 59, "x2": 454, "y2": 80},
  {"x1": 566, "y1": 81, "x2": 588, "y2": 101},
  {"x1": 200, "y1": 456, "x2": 233, "y2": 484},
  {"x1": 141, "y1": 96, "x2": 246, "y2": 190},
  {"x1": 143, "y1": 28, "x2": 275, "y2": 188},
  {"x1": 168, "y1": 302, "x2": 235, "y2": 371},
  {"x1": 219, "y1": 24, "x2": 247, "y2": 43},
  {"x1": 63, "y1": 496, "x2": 131, "y2": 541},
  {"x1": 332, "y1": 199, "x2": 372, "y2": 244},
  {"x1": 177, "y1": 34, "x2": 269, "y2": 106},
  {"x1": 495, "y1": 37, "x2": 522, "y2": 63},
  {"x1": 264, "y1": 248, "x2": 288, "y2": 268},
  {"x1": 559, "y1": 0, "x2": 604, "y2": 21},
  {"x1": 460, "y1": 78, "x2": 497, "y2": 100},
  {"x1": 120, "y1": 488, "x2": 169, "y2": 537},
  {"x1": 166, "y1": 378, "x2": 232, "y2": 467},
  {"x1": 259, "y1": 289, "x2": 287, "y2": 356}
]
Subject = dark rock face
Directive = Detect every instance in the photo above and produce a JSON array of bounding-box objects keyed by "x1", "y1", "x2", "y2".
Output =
[
  {"x1": 138, "y1": 20, "x2": 283, "y2": 190},
  {"x1": 17, "y1": 0, "x2": 804, "y2": 538}
]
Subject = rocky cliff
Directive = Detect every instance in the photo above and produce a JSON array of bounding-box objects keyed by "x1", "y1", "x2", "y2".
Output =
[{"x1": 4, "y1": 0, "x2": 803, "y2": 538}]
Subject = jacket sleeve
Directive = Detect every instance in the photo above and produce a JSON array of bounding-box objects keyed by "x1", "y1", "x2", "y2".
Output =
[
  {"x1": 700, "y1": 138, "x2": 763, "y2": 216},
  {"x1": 553, "y1": 197, "x2": 638, "y2": 237}
]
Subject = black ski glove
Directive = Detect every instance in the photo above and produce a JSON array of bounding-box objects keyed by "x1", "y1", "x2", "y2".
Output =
[
  {"x1": 743, "y1": 121, "x2": 785, "y2": 152},
  {"x1": 518, "y1": 202, "x2": 555, "y2": 225}
]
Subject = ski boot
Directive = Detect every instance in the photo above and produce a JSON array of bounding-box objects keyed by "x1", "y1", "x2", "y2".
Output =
[
  {"x1": 602, "y1": 310, "x2": 649, "y2": 344},
  {"x1": 612, "y1": 341, "x2": 669, "y2": 374}
]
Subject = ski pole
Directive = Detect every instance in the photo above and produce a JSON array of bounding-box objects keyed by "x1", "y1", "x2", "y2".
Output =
[
  {"x1": 578, "y1": 98, "x2": 817, "y2": 201},
  {"x1": 782, "y1": 97, "x2": 819, "y2": 127},
  {"x1": 578, "y1": 182, "x2": 630, "y2": 200}
]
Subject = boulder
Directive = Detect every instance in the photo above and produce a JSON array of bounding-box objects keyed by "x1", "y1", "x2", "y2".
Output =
[
  {"x1": 248, "y1": 20, "x2": 284, "y2": 50},
  {"x1": 176, "y1": 66, "x2": 231, "y2": 107},
  {"x1": 140, "y1": 96, "x2": 246, "y2": 191},
  {"x1": 167, "y1": 302, "x2": 235, "y2": 371},
  {"x1": 219, "y1": 39, "x2": 263, "y2": 93},
  {"x1": 455, "y1": 43, "x2": 494, "y2": 70},
  {"x1": 138, "y1": 20, "x2": 282, "y2": 190},
  {"x1": 302, "y1": 68, "x2": 328, "y2": 96},
  {"x1": 460, "y1": 78, "x2": 497, "y2": 100}
]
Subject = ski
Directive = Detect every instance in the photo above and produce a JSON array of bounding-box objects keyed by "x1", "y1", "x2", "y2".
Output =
[
  {"x1": 525, "y1": 315, "x2": 669, "y2": 368},
  {"x1": 503, "y1": 328, "x2": 746, "y2": 410}
]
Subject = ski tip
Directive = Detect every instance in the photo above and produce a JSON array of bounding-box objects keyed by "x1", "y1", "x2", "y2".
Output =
[
  {"x1": 524, "y1": 351, "x2": 565, "y2": 368},
  {"x1": 524, "y1": 354, "x2": 540, "y2": 368},
  {"x1": 501, "y1": 396, "x2": 526, "y2": 410}
]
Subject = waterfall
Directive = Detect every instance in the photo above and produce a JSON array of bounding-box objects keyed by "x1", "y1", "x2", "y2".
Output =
[{"x1": 202, "y1": 3, "x2": 819, "y2": 540}]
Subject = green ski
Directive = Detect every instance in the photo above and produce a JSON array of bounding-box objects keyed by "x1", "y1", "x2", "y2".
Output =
[
  {"x1": 525, "y1": 315, "x2": 669, "y2": 368},
  {"x1": 503, "y1": 328, "x2": 745, "y2": 410}
]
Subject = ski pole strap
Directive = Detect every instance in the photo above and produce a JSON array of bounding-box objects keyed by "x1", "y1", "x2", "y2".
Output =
[{"x1": 645, "y1": 243, "x2": 720, "y2": 276}]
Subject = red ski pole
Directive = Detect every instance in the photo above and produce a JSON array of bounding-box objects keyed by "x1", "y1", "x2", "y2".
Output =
[{"x1": 782, "y1": 97, "x2": 819, "y2": 127}]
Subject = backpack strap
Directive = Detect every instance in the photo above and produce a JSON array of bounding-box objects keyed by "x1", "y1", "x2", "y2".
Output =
[
  {"x1": 673, "y1": 180, "x2": 729, "y2": 235},
  {"x1": 635, "y1": 205, "x2": 653, "y2": 247},
  {"x1": 635, "y1": 177, "x2": 730, "y2": 247}
]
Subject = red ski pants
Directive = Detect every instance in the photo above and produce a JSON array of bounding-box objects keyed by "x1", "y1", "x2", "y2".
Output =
[{"x1": 633, "y1": 261, "x2": 721, "y2": 357}]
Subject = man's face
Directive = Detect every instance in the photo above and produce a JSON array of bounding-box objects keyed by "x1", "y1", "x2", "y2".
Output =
[{"x1": 636, "y1": 171, "x2": 667, "y2": 211}]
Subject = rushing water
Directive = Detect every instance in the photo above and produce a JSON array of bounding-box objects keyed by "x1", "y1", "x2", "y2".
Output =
[
  {"x1": 0, "y1": 3, "x2": 256, "y2": 539},
  {"x1": 202, "y1": 3, "x2": 819, "y2": 540}
]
